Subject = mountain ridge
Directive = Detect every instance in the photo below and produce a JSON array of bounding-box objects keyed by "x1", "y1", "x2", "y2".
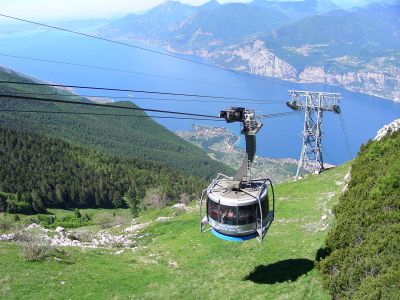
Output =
[{"x1": 99, "y1": 1, "x2": 400, "y2": 102}]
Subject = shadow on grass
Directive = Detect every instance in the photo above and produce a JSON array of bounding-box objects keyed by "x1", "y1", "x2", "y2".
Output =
[{"x1": 243, "y1": 258, "x2": 314, "y2": 284}]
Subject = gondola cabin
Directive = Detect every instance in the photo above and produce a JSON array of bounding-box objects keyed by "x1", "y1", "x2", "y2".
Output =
[{"x1": 200, "y1": 108, "x2": 275, "y2": 242}]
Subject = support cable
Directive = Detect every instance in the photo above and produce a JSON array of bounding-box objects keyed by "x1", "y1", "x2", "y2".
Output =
[
  {"x1": 0, "y1": 108, "x2": 298, "y2": 120},
  {"x1": 0, "y1": 109, "x2": 224, "y2": 122},
  {"x1": 0, "y1": 93, "x2": 221, "y2": 119},
  {"x1": 0, "y1": 93, "x2": 296, "y2": 120},
  {"x1": 0, "y1": 80, "x2": 286, "y2": 103},
  {"x1": 338, "y1": 113, "x2": 353, "y2": 159},
  {"x1": 0, "y1": 53, "x2": 278, "y2": 94},
  {"x1": 8, "y1": 91, "x2": 286, "y2": 105}
]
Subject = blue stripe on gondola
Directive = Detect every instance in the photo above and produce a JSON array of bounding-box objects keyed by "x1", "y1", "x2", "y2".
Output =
[{"x1": 211, "y1": 229, "x2": 257, "y2": 242}]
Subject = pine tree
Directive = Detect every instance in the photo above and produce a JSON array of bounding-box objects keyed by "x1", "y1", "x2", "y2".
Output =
[
  {"x1": 124, "y1": 188, "x2": 140, "y2": 217},
  {"x1": 0, "y1": 194, "x2": 7, "y2": 212},
  {"x1": 112, "y1": 191, "x2": 123, "y2": 208},
  {"x1": 55, "y1": 185, "x2": 65, "y2": 207},
  {"x1": 74, "y1": 208, "x2": 81, "y2": 219},
  {"x1": 31, "y1": 191, "x2": 45, "y2": 213}
]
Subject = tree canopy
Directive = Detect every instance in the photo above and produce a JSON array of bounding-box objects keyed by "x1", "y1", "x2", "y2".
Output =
[{"x1": 0, "y1": 126, "x2": 204, "y2": 213}]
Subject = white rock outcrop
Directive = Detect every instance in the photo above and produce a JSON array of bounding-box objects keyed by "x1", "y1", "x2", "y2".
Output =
[
  {"x1": 55, "y1": 226, "x2": 65, "y2": 233},
  {"x1": 156, "y1": 216, "x2": 173, "y2": 222},
  {"x1": 0, "y1": 233, "x2": 14, "y2": 241},
  {"x1": 123, "y1": 222, "x2": 151, "y2": 233},
  {"x1": 1, "y1": 223, "x2": 140, "y2": 249},
  {"x1": 374, "y1": 119, "x2": 400, "y2": 141}
]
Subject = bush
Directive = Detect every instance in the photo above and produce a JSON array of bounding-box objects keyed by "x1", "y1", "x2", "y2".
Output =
[
  {"x1": 74, "y1": 208, "x2": 81, "y2": 219},
  {"x1": 93, "y1": 212, "x2": 127, "y2": 229},
  {"x1": 6, "y1": 198, "x2": 35, "y2": 214},
  {"x1": 93, "y1": 212, "x2": 115, "y2": 229},
  {"x1": 179, "y1": 193, "x2": 192, "y2": 205},
  {"x1": 0, "y1": 215, "x2": 13, "y2": 231},
  {"x1": 37, "y1": 214, "x2": 56, "y2": 226},
  {"x1": 81, "y1": 213, "x2": 91, "y2": 221},
  {"x1": 28, "y1": 216, "x2": 39, "y2": 225},
  {"x1": 143, "y1": 187, "x2": 171, "y2": 209},
  {"x1": 20, "y1": 241, "x2": 51, "y2": 262},
  {"x1": 74, "y1": 231, "x2": 94, "y2": 243},
  {"x1": 13, "y1": 230, "x2": 35, "y2": 243},
  {"x1": 49, "y1": 214, "x2": 92, "y2": 229}
]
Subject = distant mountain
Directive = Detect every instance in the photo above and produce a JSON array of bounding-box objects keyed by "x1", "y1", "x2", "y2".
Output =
[
  {"x1": 250, "y1": 0, "x2": 338, "y2": 15},
  {"x1": 267, "y1": 4, "x2": 400, "y2": 50},
  {"x1": 106, "y1": 1, "x2": 196, "y2": 40},
  {"x1": 170, "y1": 3, "x2": 290, "y2": 46},
  {"x1": 259, "y1": 3, "x2": 400, "y2": 99},
  {"x1": 261, "y1": 3, "x2": 400, "y2": 71},
  {"x1": 198, "y1": 0, "x2": 221, "y2": 10},
  {"x1": 100, "y1": 1, "x2": 400, "y2": 101},
  {"x1": 101, "y1": 0, "x2": 341, "y2": 47},
  {"x1": 332, "y1": 0, "x2": 398, "y2": 9},
  {"x1": 0, "y1": 67, "x2": 233, "y2": 180}
]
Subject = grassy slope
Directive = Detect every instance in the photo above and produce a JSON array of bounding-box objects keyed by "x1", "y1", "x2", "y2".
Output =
[
  {"x1": 0, "y1": 67, "x2": 233, "y2": 180},
  {"x1": 0, "y1": 164, "x2": 349, "y2": 299}
]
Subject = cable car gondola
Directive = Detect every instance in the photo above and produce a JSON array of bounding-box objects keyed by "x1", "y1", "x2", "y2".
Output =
[{"x1": 200, "y1": 108, "x2": 275, "y2": 242}]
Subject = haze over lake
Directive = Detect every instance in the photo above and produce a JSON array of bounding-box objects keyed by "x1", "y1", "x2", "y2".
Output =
[{"x1": 1, "y1": 28, "x2": 399, "y2": 165}]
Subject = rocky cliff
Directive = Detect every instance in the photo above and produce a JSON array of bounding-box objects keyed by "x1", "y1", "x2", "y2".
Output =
[
  {"x1": 299, "y1": 66, "x2": 400, "y2": 102},
  {"x1": 170, "y1": 40, "x2": 400, "y2": 102}
]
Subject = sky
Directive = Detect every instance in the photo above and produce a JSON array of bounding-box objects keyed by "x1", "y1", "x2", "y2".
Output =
[
  {"x1": 0, "y1": 0, "x2": 386, "y2": 23},
  {"x1": 0, "y1": 0, "x2": 249, "y2": 22}
]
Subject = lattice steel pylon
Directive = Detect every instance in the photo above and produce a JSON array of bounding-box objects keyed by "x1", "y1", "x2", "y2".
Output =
[{"x1": 287, "y1": 90, "x2": 341, "y2": 177}]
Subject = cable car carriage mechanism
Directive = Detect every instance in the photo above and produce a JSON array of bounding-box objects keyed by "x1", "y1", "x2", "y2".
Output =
[{"x1": 200, "y1": 107, "x2": 275, "y2": 242}]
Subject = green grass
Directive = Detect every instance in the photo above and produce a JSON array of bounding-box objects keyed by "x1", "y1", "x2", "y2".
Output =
[{"x1": 0, "y1": 165, "x2": 349, "y2": 299}]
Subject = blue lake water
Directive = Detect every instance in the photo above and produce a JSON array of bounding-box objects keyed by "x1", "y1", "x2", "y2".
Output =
[{"x1": 0, "y1": 29, "x2": 399, "y2": 165}]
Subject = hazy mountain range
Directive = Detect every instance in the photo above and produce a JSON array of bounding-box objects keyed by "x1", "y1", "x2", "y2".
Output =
[{"x1": 100, "y1": 0, "x2": 400, "y2": 101}]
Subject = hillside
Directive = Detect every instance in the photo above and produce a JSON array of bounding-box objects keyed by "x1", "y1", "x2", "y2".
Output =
[
  {"x1": 100, "y1": 1, "x2": 400, "y2": 101},
  {"x1": 319, "y1": 123, "x2": 400, "y2": 299},
  {"x1": 0, "y1": 126, "x2": 203, "y2": 214},
  {"x1": 0, "y1": 162, "x2": 350, "y2": 299},
  {"x1": 0, "y1": 67, "x2": 233, "y2": 179}
]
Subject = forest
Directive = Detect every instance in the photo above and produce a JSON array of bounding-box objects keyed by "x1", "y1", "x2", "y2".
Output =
[
  {"x1": 320, "y1": 129, "x2": 400, "y2": 299},
  {"x1": 0, "y1": 67, "x2": 233, "y2": 180},
  {"x1": 0, "y1": 126, "x2": 204, "y2": 214}
]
